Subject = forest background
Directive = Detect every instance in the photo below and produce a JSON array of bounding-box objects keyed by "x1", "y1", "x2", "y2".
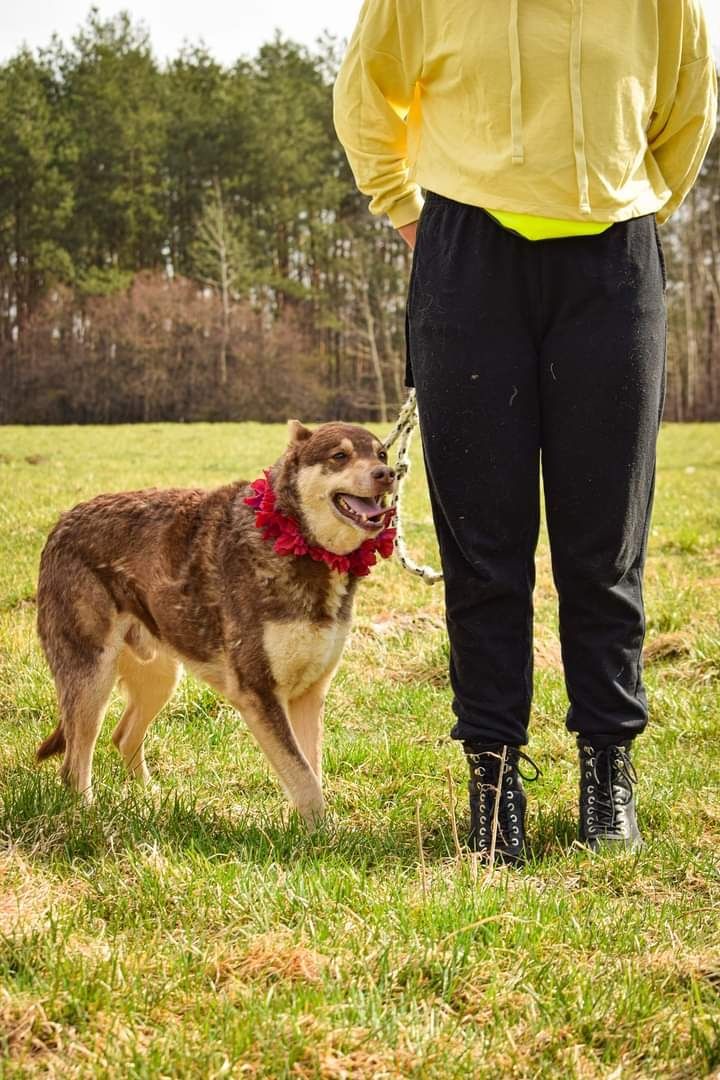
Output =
[{"x1": 1, "y1": 9, "x2": 719, "y2": 425}]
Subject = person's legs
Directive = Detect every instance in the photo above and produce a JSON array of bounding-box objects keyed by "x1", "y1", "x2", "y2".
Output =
[
  {"x1": 406, "y1": 195, "x2": 543, "y2": 750},
  {"x1": 538, "y1": 213, "x2": 667, "y2": 850},
  {"x1": 538, "y1": 213, "x2": 667, "y2": 746}
]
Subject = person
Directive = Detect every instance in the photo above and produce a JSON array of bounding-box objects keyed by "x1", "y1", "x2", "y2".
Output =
[{"x1": 332, "y1": 0, "x2": 718, "y2": 865}]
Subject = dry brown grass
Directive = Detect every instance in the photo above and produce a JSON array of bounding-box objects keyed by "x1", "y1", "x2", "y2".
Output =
[
  {"x1": 355, "y1": 610, "x2": 445, "y2": 640},
  {"x1": 534, "y1": 632, "x2": 563, "y2": 671},
  {"x1": 0, "y1": 850, "x2": 86, "y2": 935},
  {"x1": 289, "y1": 1023, "x2": 428, "y2": 1080},
  {"x1": 0, "y1": 991, "x2": 159, "y2": 1078},
  {"x1": 643, "y1": 631, "x2": 693, "y2": 663},
  {"x1": 208, "y1": 930, "x2": 333, "y2": 991},
  {"x1": 640, "y1": 949, "x2": 720, "y2": 988},
  {"x1": 0, "y1": 990, "x2": 67, "y2": 1067}
]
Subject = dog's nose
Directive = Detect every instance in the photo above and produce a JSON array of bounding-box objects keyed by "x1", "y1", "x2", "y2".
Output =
[{"x1": 371, "y1": 466, "x2": 395, "y2": 483}]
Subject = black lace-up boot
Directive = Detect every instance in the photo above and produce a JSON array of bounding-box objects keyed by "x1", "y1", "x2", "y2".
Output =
[
  {"x1": 578, "y1": 740, "x2": 643, "y2": 852},
  {"x1": 463, "y1": 743, "x2": 540, "y2": 866}
]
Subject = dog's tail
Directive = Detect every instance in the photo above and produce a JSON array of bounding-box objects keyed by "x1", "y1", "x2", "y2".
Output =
[{"x1": 36, "y1": 725, "x2": 66, "y2": 761}]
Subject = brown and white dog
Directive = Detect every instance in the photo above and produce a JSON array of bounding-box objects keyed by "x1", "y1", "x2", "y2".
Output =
[{"x1": 35, "y1": 420, "x2": 395, "y2": 826}]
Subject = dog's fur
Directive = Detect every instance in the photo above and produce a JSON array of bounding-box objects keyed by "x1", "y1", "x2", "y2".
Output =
[{"x1": 35, "y1": 420, "x2": 395, "y2": 825}]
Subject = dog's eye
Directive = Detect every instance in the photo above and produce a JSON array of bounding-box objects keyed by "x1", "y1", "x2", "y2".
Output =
[
  {"x1": 378, "y1": 450, "x2": 388, "y2": 463},
  {"x1": 332, "y1": 451, "x2": 348, "y2": 462}
]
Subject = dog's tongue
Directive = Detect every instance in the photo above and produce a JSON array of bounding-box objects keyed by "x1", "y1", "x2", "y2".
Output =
[{"x1": 342, "y1": 494, "x2": 384, "y2": 518}]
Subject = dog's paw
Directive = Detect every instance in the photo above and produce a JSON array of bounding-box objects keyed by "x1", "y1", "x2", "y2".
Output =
[{"x1": 298, "y1": 798, "x2": 325, "y2": 833}]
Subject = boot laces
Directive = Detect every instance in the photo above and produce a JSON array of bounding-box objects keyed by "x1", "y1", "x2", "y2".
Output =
[
  {"x1": 584, "y1": 745, "x2": 637, "y2": 833},
  {"x1": 466, "y1": 746, "x2": 541, "y2": 783},
  {"x1": 465, "y1": 746, "x2": 540, "y2": 851}
]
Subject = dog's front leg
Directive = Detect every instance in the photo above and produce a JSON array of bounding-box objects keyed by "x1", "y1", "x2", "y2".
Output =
[
  {"x1": 233, "y1": 686, "x2": 324, "y2": 828},
  {"x1": 287, "y1": 670, "x2": 336, "y2": 787}
]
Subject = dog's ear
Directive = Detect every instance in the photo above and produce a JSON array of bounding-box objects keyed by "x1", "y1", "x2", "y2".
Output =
[{"x1": 287, "y1": 419, "x2": 313, "y2": 447}]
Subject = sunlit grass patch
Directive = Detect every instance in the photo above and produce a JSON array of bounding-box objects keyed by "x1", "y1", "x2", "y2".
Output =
[{"x1": 0, "y1": 421, "x2": 719, "y2": 1076}]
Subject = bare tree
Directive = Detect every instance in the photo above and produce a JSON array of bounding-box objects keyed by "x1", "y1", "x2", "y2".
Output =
[{"x1": 190, "y1": 177, "x2": 252, "y2": 385}]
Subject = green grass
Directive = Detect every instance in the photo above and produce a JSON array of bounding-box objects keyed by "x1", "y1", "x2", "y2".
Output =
[{"x1": 0, "y1": 421, "x2": 719, "y2": 1078}]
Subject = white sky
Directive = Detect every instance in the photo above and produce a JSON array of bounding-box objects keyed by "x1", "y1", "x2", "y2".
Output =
[{"x1": 1, "y1": 0, "x2": 719, "y2": 65}]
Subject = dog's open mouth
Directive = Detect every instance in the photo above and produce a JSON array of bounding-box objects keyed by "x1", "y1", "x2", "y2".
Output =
[{"x1": 332, "y1": 492, "x2": 388, "y2": 531}]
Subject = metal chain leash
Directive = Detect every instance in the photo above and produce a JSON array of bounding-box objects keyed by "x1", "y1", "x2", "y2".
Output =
[{"x1": 382, "y1": 389, "x2": 443, "y2": 584}]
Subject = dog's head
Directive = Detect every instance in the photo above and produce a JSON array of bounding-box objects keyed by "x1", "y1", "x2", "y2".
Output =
[{"x1": 274, "y1": 420, "x2": 395, "y2": 555}]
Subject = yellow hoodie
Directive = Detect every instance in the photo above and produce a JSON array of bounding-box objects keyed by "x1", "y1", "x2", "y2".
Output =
[{"x1": 333, "y1": 0, "x2": 718, "y2": 233}]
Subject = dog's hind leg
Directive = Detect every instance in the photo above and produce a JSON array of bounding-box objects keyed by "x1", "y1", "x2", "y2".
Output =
[
  {"x1": 37, "y1": 557, "x2": 119, "y2": 803},
  {"x1": 56, "y1": 650, "x2": 118, "y2": 803},
  {"x1": 287, "y1": 672, "x2": 333, "y2": 787},
  {"x1": 233, "y1": 687, "x2": 324, "y2": 828},
  {"x1": 112, "y1": 647, "x2": 182, "y2": 784}
]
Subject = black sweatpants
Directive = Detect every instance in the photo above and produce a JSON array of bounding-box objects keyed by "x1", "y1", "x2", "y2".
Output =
[{"x1": 405, "y1": 193, "x2": 667, "y2": 748}]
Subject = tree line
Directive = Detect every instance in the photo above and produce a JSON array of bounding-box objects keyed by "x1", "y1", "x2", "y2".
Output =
[{"x1": 0, "y1": 9, "x2": 718, "y2": 424}]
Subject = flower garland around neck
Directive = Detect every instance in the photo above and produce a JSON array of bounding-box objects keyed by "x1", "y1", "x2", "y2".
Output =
[{"x1": 243, "y1": 469, "x2": 396, "y2": 577}]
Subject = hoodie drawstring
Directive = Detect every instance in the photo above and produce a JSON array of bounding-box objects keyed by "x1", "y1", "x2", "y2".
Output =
[
  {"x1": 508, "y1": 0, "x2": 524, "y2": 165},
  {"x1": 508, "y1": 0, "x2": 592, "y2": 215},
  {"x1": 569, "y1": 0, "x2": 591, "y2": 213}
]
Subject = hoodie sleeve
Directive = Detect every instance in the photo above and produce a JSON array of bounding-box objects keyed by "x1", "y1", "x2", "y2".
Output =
[
  {"x1": 647, "y1": 0, "x2": 718, "y2": 225},
  {"x1": 333, "y1": 0, "x2": 424, "y2": 228}
]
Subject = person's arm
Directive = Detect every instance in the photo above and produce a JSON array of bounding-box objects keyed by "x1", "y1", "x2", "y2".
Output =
[
  {"x1": 648, "y1": 0, "x2": 718, "y2": 225},
  {"x1": 333, "y1": 0, "x2": 424, "y2": 231}
]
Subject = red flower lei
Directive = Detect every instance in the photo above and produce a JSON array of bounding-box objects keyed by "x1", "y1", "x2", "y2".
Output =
[{"x1": 243, "y1": 469, "x2": 396, "y2": 577}]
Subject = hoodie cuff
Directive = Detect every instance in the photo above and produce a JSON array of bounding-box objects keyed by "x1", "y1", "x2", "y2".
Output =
[{"x1": 387, "y1": 189, "x2": 425, "y2": 229}]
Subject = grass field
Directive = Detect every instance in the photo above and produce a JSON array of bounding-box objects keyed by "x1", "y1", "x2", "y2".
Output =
[{"x1": 0, "y1": 421, "x2": 719, "y2": 1078}]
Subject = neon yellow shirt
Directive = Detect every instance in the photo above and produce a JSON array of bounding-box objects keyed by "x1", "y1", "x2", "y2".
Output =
[
  {"x1": 484, "y1": 209, "x2": 611, "y2": 241},
  {"x1": 333, "y1": 0, "x2": 717, "y2": 232}
]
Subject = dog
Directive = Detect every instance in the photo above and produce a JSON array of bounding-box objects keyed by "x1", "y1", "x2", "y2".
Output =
[{"x1": 35, "y1": 420, "x2": 396, "y2": 826}]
